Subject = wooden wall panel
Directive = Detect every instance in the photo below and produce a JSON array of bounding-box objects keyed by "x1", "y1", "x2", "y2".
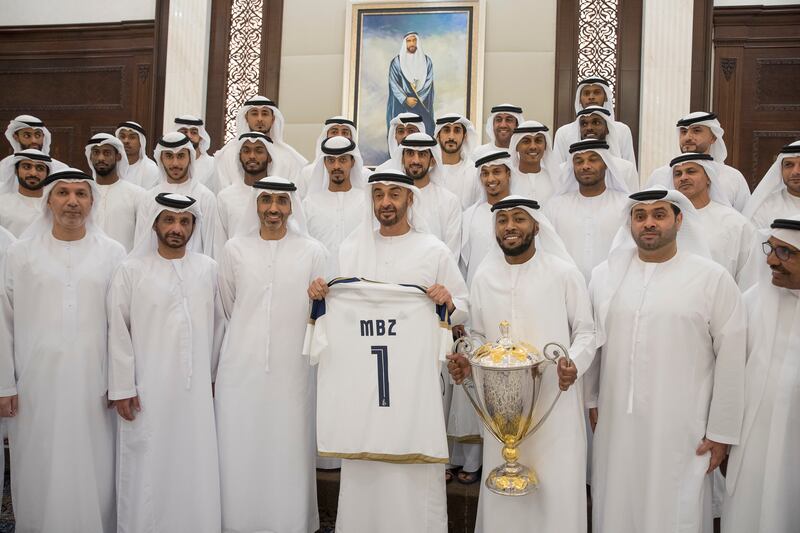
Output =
[
  {"x1": 0, "y1": 20, "x2": 163, "y2": 168},
  {"x1": 713, "y1": 5, "x2": 800, "y2": 188}
]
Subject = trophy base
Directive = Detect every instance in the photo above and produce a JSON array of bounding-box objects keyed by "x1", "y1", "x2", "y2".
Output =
[{"x1": 485, "y1": 463, "x2": 538, "y2": 496}]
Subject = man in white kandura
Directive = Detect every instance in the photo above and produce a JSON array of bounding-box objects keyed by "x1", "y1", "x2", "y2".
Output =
[
  {"x1": 553, "y1": 77, "x2": 636, "y2": 167},
  {"x1": 214, "y1": 96, "x2": 306, "y2": 189},
  {"x1": 478, "y1": 104, "x2": 524, "y2": 151},
  {"x1": 116, "y1": 120, "x2": 161, "y2": 189},
  {"x1": 587, "y1": 186, "x2": 746, "y2": 533},
  {"x1": 174, "y1": 114, "x2": 220, "y2": 193},
  {"x1": 669, "y1": 152, "x2": 757, "y2": 289},
  {"x1": 302, "y1": 136, "x2": 368, "y2": 276},
  {"x1": 85, "y1": 132, "x2": 145, "y2": 251},
  {"x1": 216, "y1": 176, "x2": 326, "y2": 533},
  {"x1": 0, "y1": 225, "x2": 13, "y2": 496},
  {"x1": 0, "y1": 149, "x2": 52, "y2": 237},
  {"x1": 296, "y1": 116, "x2": 359, "y2": 195},
  {"x1": 390, "y1": 132, "x2": 462, "y2": 257},
  {"x1": 307, "y1": 169, "x2": 469, "y2": 533},
  {"x1": 383, "y1": 112, "x2": 426, "y2": 162},
  {"x1": 108, "y1": 192, "x2": 224, "y2": 533},
  {"x1": 509, "y1": 120, "x2": 559, "y2": 204},
  {"x1": 0, "y1": 115, "x2": 66, "y2": 193},
  {"x1": 553, "y1": 105, "x2": 637, "y2": 167},
  {"x1": 448, "y1": 195, "x2": 595, "y2": 533},
  {"x1": 722, "y1": 214, "x2": 800, "y2": 533},
  {"x1": 434, "y1": 113, "x2": 481, "y2": 209},
  {"x1": 0, "y1": 168, "x2": 126, "y2": 532},
  {"x1": 135, "y1": 132, "x2": 217, "y2": 256},
  {"x1": 647, "y1": 111, "x2": 750, "y2": 212},
  {"x1": 545, "y1": 139, "x2": 632, "y2": 282},
  {"x1": 461, "y1": 150, "x2": 514, "y2": 286},
  {"x1": 214, "y1": 132, "x2": 287, "y2": 248},
  {"x1": 743, "y1": 140, "x2": 800, "y2": 229}
]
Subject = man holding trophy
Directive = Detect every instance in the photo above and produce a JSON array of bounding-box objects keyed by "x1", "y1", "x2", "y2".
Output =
[{"x1": 447, "y1": 195, "x2": 596, "y2": 533}]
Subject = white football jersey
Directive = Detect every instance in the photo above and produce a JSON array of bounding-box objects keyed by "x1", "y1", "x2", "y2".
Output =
[{"x1": 303, "y1": 279, "x2": 452, "y2": 464}]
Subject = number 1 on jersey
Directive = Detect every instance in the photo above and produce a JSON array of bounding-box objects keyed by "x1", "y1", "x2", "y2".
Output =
[{"x1": 371, "y1": 345, "x2": 390, "y2": 407}]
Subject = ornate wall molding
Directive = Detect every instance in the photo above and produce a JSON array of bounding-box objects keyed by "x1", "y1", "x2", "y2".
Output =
[{"x1": 720, "y1": 57, "x2": 736, "y2": 81}]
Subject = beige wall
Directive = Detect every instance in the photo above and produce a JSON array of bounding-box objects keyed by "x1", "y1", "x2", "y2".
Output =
[{"x1": 279, "y1": 0, "x2": 558, "y2": 161}]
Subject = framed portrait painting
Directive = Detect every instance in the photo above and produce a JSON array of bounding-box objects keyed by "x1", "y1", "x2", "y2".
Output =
[{"x1": 342, "y1": 0, "x2": 485, "y2": 166}]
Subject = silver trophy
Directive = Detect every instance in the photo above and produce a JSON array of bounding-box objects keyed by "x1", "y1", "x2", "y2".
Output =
[{"x1": 453, "y1": 320, "x2": 569, "y2": 496}]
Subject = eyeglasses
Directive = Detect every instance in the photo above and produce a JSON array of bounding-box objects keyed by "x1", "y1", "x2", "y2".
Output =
[{"x1": 762, "y1": 241, "x2": 799, "y2": 261}]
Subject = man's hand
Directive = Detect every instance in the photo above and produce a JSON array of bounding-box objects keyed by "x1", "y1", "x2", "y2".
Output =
[
  {"x1": 446, "y1": 353, "x2": 471, "y2": 384},
  {"x1": 696, "y1": 438, "x2": 729, "y2": 473},
  {"x1": 452, "y1": 325, "x2": 466, "y2": 340},
  {"x1": 556, "y1": 357, "x2": 577, "y2": 391},
  {"x1": 307, "y1": 277, "x2": 329, "y2": 300},
  {"x1": 115, "y1": 396, "x2": 141, "y2": 422},
  {"x1": 427, "y1": 284, "x2": 454, "y2": 312},
  {"x1": 406, "y1": 97, "x2": 418, "y2": 107},
  {"x1": 0, "y1": 395, "x2": 18, "y2": 418},
  {"x1": 589, "y1": 408, "x2": 598, "y2": 432}
]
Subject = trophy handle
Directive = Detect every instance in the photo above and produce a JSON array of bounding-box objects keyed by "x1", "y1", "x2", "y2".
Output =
[
  {"x1": 451, "y1": 335, "x2": 497, "y2": 435},
  {"x1": 527, "y1": 342, "x2": 571, "y2": 435}
]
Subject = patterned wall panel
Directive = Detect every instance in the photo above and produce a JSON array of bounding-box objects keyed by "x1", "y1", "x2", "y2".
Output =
[
  {"x1": 577, "y1": 0, "x2": 619, "y2": 101},
  {"x1": 224, "y1": 0, "x2": 264, "y2": 142}
]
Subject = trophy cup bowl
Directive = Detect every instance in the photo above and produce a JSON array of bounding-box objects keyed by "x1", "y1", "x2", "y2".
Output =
[{"x1": 452, "y1": 321, "x2": 569, "y2": 496}]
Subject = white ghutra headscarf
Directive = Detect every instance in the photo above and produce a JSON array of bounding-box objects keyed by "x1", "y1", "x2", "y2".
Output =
[{"x1": 398, "y1": 32, "x2": 428, "y2": 87}]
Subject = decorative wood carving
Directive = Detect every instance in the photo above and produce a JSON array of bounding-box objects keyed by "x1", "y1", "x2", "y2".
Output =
[{"x1": 720, "y1": 57, "x2": 736, "y2": 82}]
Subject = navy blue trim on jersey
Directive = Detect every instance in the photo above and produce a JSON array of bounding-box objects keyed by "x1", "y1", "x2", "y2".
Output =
[
  {"x1": 310, "y1": 298, "x2": 327, "y2": 321},
  {"x1": 435, "y1": 304, "x2": 450, "y2": 325},
  {"x1": 317, "y1": 277, "x2": 450, "y2": 324}
]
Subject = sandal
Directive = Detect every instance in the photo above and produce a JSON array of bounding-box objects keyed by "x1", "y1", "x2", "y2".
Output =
[
  {"x1": 456, "y1": 468, "x2": 481, "y2": 485},
  {"x1": 445, "y1": 467, "x2": 460, "y2": 484}
]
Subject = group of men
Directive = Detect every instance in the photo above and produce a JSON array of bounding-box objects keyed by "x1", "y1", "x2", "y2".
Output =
[{"x1": 0, "y1": 74, "x2": 797, "y2": 533}]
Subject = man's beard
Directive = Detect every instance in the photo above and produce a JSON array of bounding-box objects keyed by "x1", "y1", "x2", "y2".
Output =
[
  {"x1": 241, "y1": 159, "x2": 268, "y2": 175},
  {"x1": 20, "y1": 140, "x2": 43, "y2": 150},
  {"x1": 375, "y1": 205, "x2": 407, "y2": 227},
  {"x1": 94, "y1": 162, "x2": 116, "y2": 177},
  {"x1": 633, "y1": 225, "x2": 678, "y2": 251},
  {"x1": 260, "y1": 211, "x2": 287, "y2": 230},
  {"x1": 329, "y1": 170, "x2": 347, "y2": 185},
  {"x1": 405, "y1": 162, "x2": 430, "y2": 180},
  {"x1": 156, "y1": 228, "x2": 188, "y2": 249},
  {"x1": 496, "y1": 232, "x2": 534, "y2": 257},
  {"x1": 441, "y1": 140, "x2": 462, "y2": 155},
  {"x1": 17, "y1": 174, "x2": 43, "y2": 190},
  {"x1": 167, "y1": 166, "x2": 189, "y2": 181},
  {"x1": 576, "y1": 170, "x2": 604, "y2": 188}
]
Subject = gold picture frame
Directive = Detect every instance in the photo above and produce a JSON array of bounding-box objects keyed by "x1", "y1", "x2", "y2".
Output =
[{"x1": 342, "y1": 0, "x2": 485, "y2": 166}]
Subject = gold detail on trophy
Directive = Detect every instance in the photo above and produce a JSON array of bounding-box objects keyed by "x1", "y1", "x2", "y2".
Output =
[{"x1": 452, "y1": 322, "x2": 570, "y2": 496}]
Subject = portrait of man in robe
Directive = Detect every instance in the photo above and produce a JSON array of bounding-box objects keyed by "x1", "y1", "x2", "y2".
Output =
[
  {"x1": 387, "y1": 31, "x2": 435, "y2": 136},
  {"x1": 344, "y1": 2, "x2": 483, "y2": 166}
]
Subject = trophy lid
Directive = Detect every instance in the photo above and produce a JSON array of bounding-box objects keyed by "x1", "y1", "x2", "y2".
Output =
[{"x1": 471, "y1": 321, "x2": 541, "y2": 368}]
